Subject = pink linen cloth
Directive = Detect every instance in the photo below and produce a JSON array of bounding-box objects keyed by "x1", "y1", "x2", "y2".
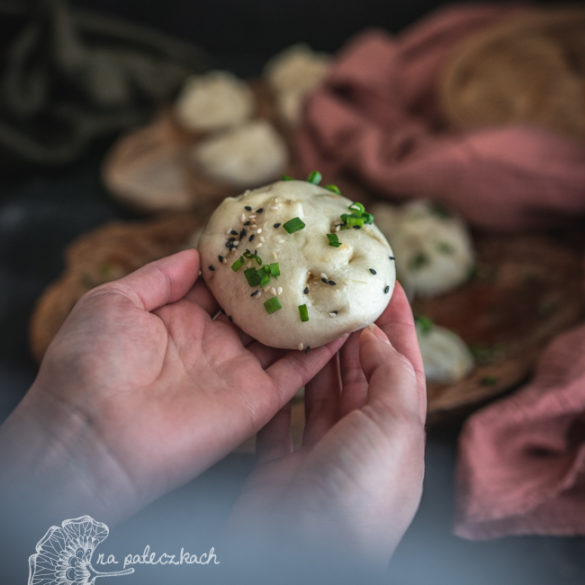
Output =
[
  {"x1": 296, "y1": 4, "x2": 585, "y2": 539},
  {"x1": 296, "y1": 5, "x2": 585, "y2": 232}
]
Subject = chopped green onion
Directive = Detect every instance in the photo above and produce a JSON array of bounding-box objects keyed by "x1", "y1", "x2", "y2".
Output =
[
  {"x1": 307, "y1": 170, "x2": 322, "y2": 185},
  {"x1": 414, "y1": 315, "x2": 433, "y2": 334},
  {"x1": 324, "y1": 184, "x2": 341, "y2": 194},
  {"x1": 298, "y1": 304, "x2": 309, "y2": 322},
  {"x1": 264, "y1": 296, "x2": 282, "y2": 314},
  {"x1": 243, "y1": 250, "x2": 262, "y2": 265},
  {"x1": 281, "y1": 175, "x2": 294, "y2": 181},
  {"x1": 269, "y1": 262, "x2": 280, "y2": 277},
  {"x1": 259, "y1": 272, "x2": 271, "y2": 287},
  {"x1": 231, "y1": 256, "x2": 244, "y2": 271},
  {"x1": 345, "y1": 216, "x2": 364, "y2": 228},
  {"x1": 436, "y1": 242, "x2": 454, "y2": 254},
  {"x1": 409, "y1": 252, "x2": 429, "y2": 270},
  {"x1": 349, "y1": 201, "x2": 365, "y2": 214},
  {"x1": 428, "y1": 202, "x2": 452, "y2": 219},
  {"x1": 244, "y1": 267, "x2": 261, "y2": 286},
  {"x1": 283, "y1": 217, "x2": 305, "y2": 234},
  {"x1": 327, "y1": 233, "x2": 341, "y2": 247},
  {"x1": 362, "y1": 212, "x2": 374, "y2": 224}
]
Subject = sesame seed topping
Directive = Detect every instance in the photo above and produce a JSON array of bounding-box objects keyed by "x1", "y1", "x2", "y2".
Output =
[
  {"x1": 304, "y1": 346, "x2": 311, "y2": 353},
  {"x1": 369, "y1": 268, "x2": 377, "y2": 274},
  {"x1": 384, "y1": 285, "x2": 390, "y2": 294},
  {"x1": 304, "y1": 286, "x2": 309, "y2": 294},
  {"x1": 245, "y1": 206, "x2": 252, "y2": 211},
  {"x1": 249, "y1": 234, "x2": 255, "y2": 242},
  {"x1": 277, "y1": 286, "x2": 283, "y2": 294},
  {"x1": 321, "y1": 277, "x2": 328, "y2": 284},
  {"x1": 273, "y1": 223, "x2": 281, "y2": 228},
  {"x1": 328, "y1": 280, "x2": 336, "y2": 286},
  {"x1": 218, "y1": 255, "x2": 224, "y2": 263},
  {"x1": 241, "y1": 214, "x2": 247, "y2": 222},
  {"x1": 389, "y1": 256, "x2": 395, "y2": 261},
  {"x1": 260, "y1": 236, "x2": 265, "y2": 242},
  {"x1": 298, "y1": 342, "x2": 304, "y2": 351},
  {"x1": 240, "y1": 228, "x2": 247, "y2": 238},
  {"x1": 209, "y1": 265, "x2": 215, "y2": 271},
  {"x1": 271, "y1": 287, "x2": 276, "y2": 295},
  {"x1": 228, "y1": 315, "x2": 233, "y2": 322},
  {"x1": 353, "y1": 225, "x2": 361, "y2": 230},
  {"x1": 257, "y1": 228, "x2": 262, "y2": 234},
  {"x1": 230, "y1": 229, "x2": 238, "y2": 235},
  {"x1": 257, "y1": 243, "x2": 263, "y2": 248},
  {"x1": 256, "y1": 208, "x2": 264, "y2": 213},
  {"x1": 251, "y1": 290, "x2": 260, "y2": 297},
  {"x1": 244, "y1": 220, "x2": 251, "y2": 226},
  {"x1": 320, "y1": 272, "x2": 327, "y2": 279}
]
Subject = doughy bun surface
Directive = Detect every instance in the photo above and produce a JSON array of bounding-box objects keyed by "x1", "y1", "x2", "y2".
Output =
[{"x1": 199, "y1": 180, "x2": 395, "y2": 349}]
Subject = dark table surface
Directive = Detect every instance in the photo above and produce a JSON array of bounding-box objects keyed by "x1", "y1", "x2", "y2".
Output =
[{"x1": 2, "y1": 1, "x2": 585, "y2": 583}]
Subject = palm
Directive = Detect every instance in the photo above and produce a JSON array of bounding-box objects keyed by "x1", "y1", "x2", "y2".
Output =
[{"x1": 34, "y1": 250, "x2": 346, "y2": 514}]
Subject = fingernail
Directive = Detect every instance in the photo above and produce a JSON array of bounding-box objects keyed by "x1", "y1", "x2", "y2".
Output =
[{"x1": 365, "y1": 323, "x2": 392, "y2": 346}]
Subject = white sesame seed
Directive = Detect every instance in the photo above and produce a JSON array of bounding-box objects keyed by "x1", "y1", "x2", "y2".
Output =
[
  {"x1": 328, "y1": 312, "x2": 337, "y2": 318},
  {"x1": 277, "y1": 286, "x2": 283, "y2": 294},
  {"x1": 269, "y1": 205, "x2": 279, "y2": 210},
  {"x1": 320, "y1": 273, "x2": 327, "y2": 280},
  {"x1": 271, "y1": 287, "x2": 276, "y2": 295},
  {"x1": 260, "y1": 236, "x2": 265, "y2": 242},
  {"x1": 257, "y1": 228, "x2": 262, "y2": 234},
  {"x1": 256, "y1": 243, "x2": 263, "y2": 248},
  {"x1": 240, "y1": 213, "x2": 246, "y2": 222},
  {"x1": 298, "y1": 342, "x2": 304, "y2": 351}
]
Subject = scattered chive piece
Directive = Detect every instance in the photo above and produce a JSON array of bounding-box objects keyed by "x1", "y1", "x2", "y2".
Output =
[
  {"x1": 327, "y1": 233, "x2": 342, "y2": 247},
  {"x1": 269, "y1": 262, "x2": 280, "y2": 277},
  {"x1": 437, "y1": 241, "x2": 455, "y2": 254},
  {"x1": 243, "y1": 250, "x2": 262, "y2": 265},
  {"x1": 409, "y1": 252, "x2": 429, "y2": 270},
  {"x1": 244, "y1": 267, "x2": 261, "y2": 286},
  {"x1": 325, "y1": 184, "x2": 341, "y2": 194},
  {"x1": 384, "y1": 285, "x2": 390, "y2": 294},
  {"x1": 264, "y1": 296, "x2": 282, "y2": 314},
  {"x1": 307, "y1": 170, "x2": 322, "y2": 185},
  {"x1": 303, "y1": 286, "x2": 309, "y2": 294},
  {"x1": 369, "y1": 268, "x2": 377, "y2": 274},
  {"x1": 414, "y1": 315, "x2": 433, "y2": 334},
  {"x1": 480, "y1": 375, "x2": 498, "y2": 386},
  {"x1": 349, "y1": 201, "x2": 365, "y2": 214},
  {"x1": 283, "y1": 217, "x2": 305, "y2": 234},
  {"x1": 298, "y1": 304, "x2": 309, "y2": 322},
  {"x1": 281, "y1": 175, "x2": 294, "y2": 181},
  {"x1": 231, "y1": 256, "x2": 244, "y2": 271}
]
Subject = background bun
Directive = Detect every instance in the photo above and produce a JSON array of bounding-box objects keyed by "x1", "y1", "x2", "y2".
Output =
[{"x1": 199, "y1": 179, "x2": 395, "y2": 349}]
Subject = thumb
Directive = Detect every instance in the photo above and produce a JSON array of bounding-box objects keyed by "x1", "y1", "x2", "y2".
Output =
[{"x1": 359, "y1": 324, "x2": 425, "y2": 424}]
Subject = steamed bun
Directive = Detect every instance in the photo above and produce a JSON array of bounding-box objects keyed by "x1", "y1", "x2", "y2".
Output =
[{"x1": 199, "y1": 180, "x2": 396, "y2": 349}]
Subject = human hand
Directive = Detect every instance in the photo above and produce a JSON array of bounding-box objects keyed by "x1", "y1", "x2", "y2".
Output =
[
  {"x1": 0, "y1": 250, "x2": 347, "y2": 522},
  {"x1": 229, "y1": 284, "x2": 426, "y2": 566}
]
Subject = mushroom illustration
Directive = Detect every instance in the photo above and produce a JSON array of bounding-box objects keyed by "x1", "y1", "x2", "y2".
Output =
[{"x1": 28, "y1": 515, "x2": 134, "y2": 585}]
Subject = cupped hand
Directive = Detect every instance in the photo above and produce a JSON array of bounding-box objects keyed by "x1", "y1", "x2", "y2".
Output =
[
  {"x1": 229, "y1": 284, "x2": 426, "y2": 565},
  {"x1": 0, "y1": 250, "x2": 346, "y2": 521}
]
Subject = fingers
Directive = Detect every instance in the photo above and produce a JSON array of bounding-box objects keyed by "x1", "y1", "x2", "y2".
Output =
[
  {"x1": 302, "y1": 354, "x2": 341, "y2": 448},
  {"x1": 256, "y1": 403, "x2": 292, "y2": 463},
  {"x1": 339, "y1": 331, "x2": 369, "y2": 416},
  {"x1": 183, "y1": 278, "x2": 220, "y2": 316},
  {"x1": 92, "y1": 249, "x2": 201, "y2": 312},
  {"x1": 266, "y1": 335, "x2": 348, "y2": 405},
  {"x1": 359, "y1": 324, "x2": 426, "y2": 424},
  {"x1": 376, "y1": 283, "x2": 425, "y2": 380}
]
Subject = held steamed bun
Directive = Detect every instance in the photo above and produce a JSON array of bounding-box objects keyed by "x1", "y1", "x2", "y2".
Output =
[{"x1": 199, "y1": 179, "x2": 396, "y2": 350}]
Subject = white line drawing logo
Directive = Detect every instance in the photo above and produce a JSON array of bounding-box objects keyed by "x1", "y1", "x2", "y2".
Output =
[{"x1": 28, "y1": 515, "x2": 134, "y2": 585}]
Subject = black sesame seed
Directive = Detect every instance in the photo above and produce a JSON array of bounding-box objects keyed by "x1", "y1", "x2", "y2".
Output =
[
  {"x1": 389, "y1": 256, "x2": 395, "y2": 261},
  {"x1": 209, "y1": 265, "x2": 215, "y2": 271},
  {"x1": 249, "y1": 234, "x2": 255, "y2": 242},
  {"x1": 369, "y1": 268, "x2": 377, "y2": 275},
  {"x1": 256, "y1": 208, "x2": 264, "y2": 213},
  {"x1": 353, "y1": 225, "x2": 361, "y2": 230},
  {"x1": 304, "y1": 346, "x2": 311, "y2": 354},
  {"x1": 328, "y1": 280, "x2": 336, "y2": 286},
  {"x1": 251, "y1": 290, "x2": 260, "y2": 297},
  {"x1": 228, "y1": 315, "x2": 233, "y2": 322},
  {"x1": 228, "y1": 236, "x2": 236, "y2": 241},
  {"x1": 303, "y1": 286, "x2": 309, "y2": 294},
  {"x1": 218, "y1": 255, "x2": 224, "y2": 263},
  {"x1": 244, "y1": 220, "x2": 251, "y2": 226},
  {"x1": 321, "y1": 277, "x2": 328, "y2": 284},
  {"x1": 240, "y1": 228, "x2": 247, "y2": 238},
  {"x1": 273, "y1": 223, "x2": 281, "y2": 228},
  {"x1": 384, "y1": 285, "x2": 390, "y2": 294},
  {"x1": 245, "y1": 206, "x2": 252, "y2": 211},
  {"x1": 230, "y1": 229, "x2": 238, "y2": 236},
  {"x1": 330, "y1": 310, "x2": 338, "y2": 315}
]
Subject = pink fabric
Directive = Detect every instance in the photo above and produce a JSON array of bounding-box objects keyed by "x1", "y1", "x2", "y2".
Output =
[
  {"x1": 455, "y1": 324, "x2": 585, "y2": 539},
  {"x1": 297, "y1": 5, "x2": 585, "y2": 232},
  {"x1": 297, "y1": 4, "x2": 585, "y2": 539}
]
